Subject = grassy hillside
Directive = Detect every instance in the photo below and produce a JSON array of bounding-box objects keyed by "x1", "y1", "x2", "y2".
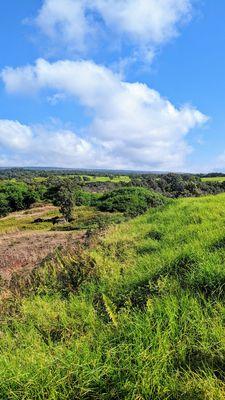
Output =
[{"x1": 2, "y1": 194, "x2": 225, "y2": 398}]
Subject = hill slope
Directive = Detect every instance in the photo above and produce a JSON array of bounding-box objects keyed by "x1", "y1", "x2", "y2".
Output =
[{"x1": 2, "y1": 194, "x2": 225, "y2": 399}]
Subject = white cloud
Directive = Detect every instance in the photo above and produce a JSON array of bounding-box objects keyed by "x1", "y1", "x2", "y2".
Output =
[
  {"x1": 93, "y1": 0, "x2": 192, "y2": 43},
  {"x1": 35, "y1": 0, "x2": 92, "y2": 53},
  {"x1": 0, "y1": 120, "x2": 97, "y2": 168},
  {"x1": 1, "y1": 59, "x2": 207, "y2": 170},
  {"x1": 0, "y1": 120, "x2": 32, "y2": 150},
  {"x1": 35, "y1": 0, "x2": 193, "y2": 58}
]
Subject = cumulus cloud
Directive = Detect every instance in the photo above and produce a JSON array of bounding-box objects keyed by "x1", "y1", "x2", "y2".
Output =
[
  {"x1": 1, "y1": 58, "x2": 207, "y2": 170},
  {"x1": 0, "y1": 120, "x2": 32, "y2": 150},
  {"x1": 0, "y1": 120, "x2": 96, "y2": 168},
  {"x1": 35, "y1": 0, "x2": 193, "y2": 59},
  {"x1": 94, "y1": 0, "x2": 192, "y2": 43},
  {"x1": 35, "y1": 0, "x2": 92, "y2": 53}
]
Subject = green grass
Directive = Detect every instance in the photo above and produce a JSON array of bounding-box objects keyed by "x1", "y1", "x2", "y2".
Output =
[
  {"x1": 2, "y1": 194, "x2": 225, "y2": 398},
  {"x1": 202, "y1": 176, "x2": 225, "y2": 182},
  {"x1": 0, "y1": 208, "x2": 60, "y2": 234},
  {"x1": 0, "y1": 206, "x2": 97, "y2": 234}
]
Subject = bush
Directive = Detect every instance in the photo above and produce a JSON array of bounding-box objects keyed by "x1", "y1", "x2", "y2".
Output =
[
  {"x1": 97, "y1": 187, "x2": 167, "y2": 216},
  {"x1": 74, "y1": 190, "x2": 100, "y2": 206}
]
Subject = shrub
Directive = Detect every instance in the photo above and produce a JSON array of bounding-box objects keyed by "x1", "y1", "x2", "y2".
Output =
[
  {"x1": 74, "y1": 190, "x2": 100, "y2": 206},
  {"x1": 97, "y1": 187, "x2": 167, "y2": 216}
]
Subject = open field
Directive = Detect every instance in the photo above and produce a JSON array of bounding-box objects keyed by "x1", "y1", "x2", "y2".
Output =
[
  {"x1": 202, "y1": 176, "x2": 225, "y2": 182},
  {"x1": 0, "y1": 205, "x2": 84, "y2": 279},
  {"x1": 0, "y1": 204, "x2": 106, "y2": 234},
  {"x1": 0, "y1": 204, "x2": 110, "y2": 280},
  {"x1": 2, "y1": 194, "x2": 225, "y2": 398},
  {"x1": 0, "y1": 204, "x2": 59, "y2": 234}
]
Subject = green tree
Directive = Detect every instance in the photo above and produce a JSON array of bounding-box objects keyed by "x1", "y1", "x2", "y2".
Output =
[
  {"x1": 0, "y1": 181, "x2": 38, "y2": 214},
  {"x1": 58, "y1": 187, "x2": 74, "y2": 222},
  {"x1": 0, "y1": 193, "x2": 10, "y2": 217}
]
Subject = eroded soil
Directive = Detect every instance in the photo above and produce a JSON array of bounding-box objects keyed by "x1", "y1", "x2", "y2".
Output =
[{"x1": 0, "y1": 205, "x2": 86, "y2": 279}]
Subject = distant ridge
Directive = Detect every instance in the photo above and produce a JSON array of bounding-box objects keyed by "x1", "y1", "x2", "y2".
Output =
[{"x1": 0, "y1": 166, "x2": 170, "y2": 175}]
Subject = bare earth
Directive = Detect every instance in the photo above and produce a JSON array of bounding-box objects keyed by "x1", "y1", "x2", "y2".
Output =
[
  {"x1": 0, "y1": 230, "x2": 85, "y2": 279},
  {"x1": 0, "y1": 205, "x2": 86, "y2": 279}
]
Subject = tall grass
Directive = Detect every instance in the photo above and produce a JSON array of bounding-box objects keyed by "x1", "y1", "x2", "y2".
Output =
[{"x1": 2, "y1": 194, "x2": 225, "y2": 398}]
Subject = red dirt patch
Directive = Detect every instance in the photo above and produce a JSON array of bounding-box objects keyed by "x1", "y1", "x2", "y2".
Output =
[{"x1": 0, "y1": 230, "x2": 85, "y2": 280}]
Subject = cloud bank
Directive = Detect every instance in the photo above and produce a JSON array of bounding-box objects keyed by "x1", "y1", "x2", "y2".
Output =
[{"x1": 1, "y1": 59, "x2": 207, "y2": 170}]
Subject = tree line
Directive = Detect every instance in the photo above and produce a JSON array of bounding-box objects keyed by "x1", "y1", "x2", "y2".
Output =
[{"x1": 0, "y1": 172, "x2": 224, "y2": 219}]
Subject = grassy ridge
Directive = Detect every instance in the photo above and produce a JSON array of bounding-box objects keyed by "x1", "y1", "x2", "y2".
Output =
[{"x1": 2, "y1": 194, "x2": 225, "y2": 398}]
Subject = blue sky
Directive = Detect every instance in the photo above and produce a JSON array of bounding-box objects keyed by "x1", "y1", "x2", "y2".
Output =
[{"x1": 0, "y1": 0, "x2": 224, "y2": 172}]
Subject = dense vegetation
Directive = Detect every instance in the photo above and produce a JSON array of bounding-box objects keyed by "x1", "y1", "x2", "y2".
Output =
[
  {"x1": 2, "y1": 169, "x2": 225, "y2": 398},
  {"x1": 0, "y1": 181, "x2": 41, "y2": 216},
  {"x1": 1, "y1": 169, "x2": 225, "y2": 219},
  {"x1": 2, "y1": 193, "x2": 225, "y2": 398},
  {"x1": 98, "y1": 187, "x2": 167, "y2": 216}
]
